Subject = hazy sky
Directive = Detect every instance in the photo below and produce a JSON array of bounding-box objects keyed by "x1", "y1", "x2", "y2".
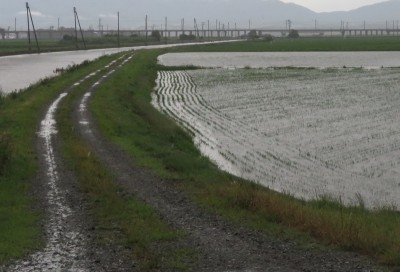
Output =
[
  {"x1": 0, "y1": 0, "x2": 394, "y2": 30},
  {"x1": 280, "y1": 0, "x2": 388, "y2": 12}
]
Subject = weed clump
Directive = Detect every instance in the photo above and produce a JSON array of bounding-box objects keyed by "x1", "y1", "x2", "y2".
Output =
[{"x1": 0, "y1": 133, "x2": 12, "y2": 175}]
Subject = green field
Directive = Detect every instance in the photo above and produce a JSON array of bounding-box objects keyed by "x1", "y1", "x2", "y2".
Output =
[
  {"x1": 0, "y1": 35, "x2": 173, "y2": 56},
  {"x1": 2, "y1": 36, "x2": 400, "y2": 56}
]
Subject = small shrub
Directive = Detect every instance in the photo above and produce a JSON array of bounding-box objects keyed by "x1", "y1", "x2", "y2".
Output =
[
  {"x1": 179, "y1": 34, "x2": 196, "y2": 40},
  {"x1": 61, "y1": 34, "x2": 75, "y2": 42},
  {"x1": 263, "y1": 34, "x2": 274, "y2": 42},
  {"x1": 0, "y1": 133, "x2": 12, "y2": 175},
  {"x1": 247, "y1": 30, "x2": 259, "y2": 40},
  {"x1": 151, "y1": 30, "x2": 161, "y2": 42},
  {"x1": 10, "y1": 90, "x2": 19, "y2": 100}
]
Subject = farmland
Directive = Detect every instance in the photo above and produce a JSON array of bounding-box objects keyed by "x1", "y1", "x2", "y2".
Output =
[
  {"x1": 3, "y1": 39, "x2": 400, "y2": 268},
  {"x1": 153, "y1": 68, "x2": 400, "y2": 209}
]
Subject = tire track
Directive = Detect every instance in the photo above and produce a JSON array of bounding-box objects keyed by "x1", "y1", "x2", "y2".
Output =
[{"x1": 4, "y1": 55, "x2": 130, "y2": 272}]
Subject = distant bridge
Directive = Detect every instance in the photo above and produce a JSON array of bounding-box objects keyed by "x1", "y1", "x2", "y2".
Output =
[{"x1": 1, "y1": 28, "x2": 400, "y2": 40}]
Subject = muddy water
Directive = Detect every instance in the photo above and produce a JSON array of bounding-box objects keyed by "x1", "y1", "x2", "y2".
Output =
[
  {"x1": 0, "y1": 48, "x2": 125, "y2": 94},
  {"x1": 158, "y1": 51, "x2": 400, "y2": 68},
  {"x1": 0, "y1": 41, "x2": 234, "y2": 94}
]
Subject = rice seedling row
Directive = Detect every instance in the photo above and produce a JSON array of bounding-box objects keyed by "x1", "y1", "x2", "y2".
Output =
[{"x1": 152, "y1": 68, "x2": 400, "y2": 210}]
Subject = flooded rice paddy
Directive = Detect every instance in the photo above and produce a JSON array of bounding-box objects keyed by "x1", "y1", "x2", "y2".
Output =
[
  {"x1": 158, "y1": 52, "x2": 400, "y2": 69},
  {"x1": 152, "y1": 64, "x2": 400, "y2": 209}
]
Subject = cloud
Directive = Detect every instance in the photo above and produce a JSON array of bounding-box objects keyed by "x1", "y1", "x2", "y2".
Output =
[
  {"x1": 99, "y1": 14, "x2": 118, "y2": 19},
  {"x1": 17, "y1": 10, "x2": 54, "y2": 18}
]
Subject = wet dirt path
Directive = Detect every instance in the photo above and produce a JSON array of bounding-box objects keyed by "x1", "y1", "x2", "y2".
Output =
[
  {"x1": 74, "y1": 59, "x2": 382, "y2": 271},
  {"x1": 3, "y1": 55, "x2": 134, "y2": 272}
]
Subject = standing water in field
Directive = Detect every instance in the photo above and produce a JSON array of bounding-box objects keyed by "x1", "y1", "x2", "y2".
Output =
[
  {"x1": 152, "y1": 68, "x2": 400, "y2": 210},
  {"x1": 158, "y1": 52, "x2": 400, "y2": 69}
]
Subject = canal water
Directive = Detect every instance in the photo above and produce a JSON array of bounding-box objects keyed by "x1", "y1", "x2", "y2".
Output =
[
  {"x1": 0, "y1": 41, "x2": 235, "y2": 94},
  {"x1": 0, "y1": 48, "x2": 128, "y2": 94}
]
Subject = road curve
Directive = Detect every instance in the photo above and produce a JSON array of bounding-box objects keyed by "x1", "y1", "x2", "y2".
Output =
[{"x1": 3, "y1": 54, "x2": 135, "y2": 272}]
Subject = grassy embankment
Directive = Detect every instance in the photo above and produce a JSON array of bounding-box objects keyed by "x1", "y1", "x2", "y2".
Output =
[
  {"x1": 90, "y1": 44, "x2": 400, "y2": 268},
  {"x1": 0, "y1": 55, "x2": 121, "y2": 263}
]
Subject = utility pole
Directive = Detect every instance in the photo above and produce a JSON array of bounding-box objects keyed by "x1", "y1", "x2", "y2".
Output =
[
  {"x1": 75, "y1": 8, "x2": 78, "y2": 47},
  {"x1": 145, "y1": 15, "x2": 148, "y2": 44},
  {"x1": 26, "y1": 3, "x2": 31, "y2": 51},
  {"x1": 26, "y1": 2, "x2": 39, "y2": 53},
  {"x1": 15, "y1": 17, "x2": 16, "y2": 32},
  {"x1": 117, "y1": 11, "x2": 120, "y2": 48},
  {"x1": 207, "y1": 20, "x2": 210, "y2": 39},
  {"x1": 287, "y1": 19, "x2": 292, "y2": 32},
  {"x1": 393, "y1": 20, "x2": 395, "y2": 36},
  {"x1": 74, "y1": 7, "x2": 86, "y2": 49}
]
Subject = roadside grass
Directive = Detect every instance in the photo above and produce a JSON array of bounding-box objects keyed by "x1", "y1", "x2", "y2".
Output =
[
  {"x1": 91, "y1": 48, "x2": 400, "y2": 268},
  {"x1": 56, "y1": 61, "x2": 195, "y2": 271},
  {"x1": 0, "y1": 54, "x2": 119, "y2": 264}
]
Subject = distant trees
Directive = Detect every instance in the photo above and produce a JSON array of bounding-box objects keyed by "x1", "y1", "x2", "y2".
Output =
[
  {"x1": 151, "y1": 30, "x2": 161, "y2": 41},
  {"x1": 247, "y1": 30, "x2": 258, "y2": 40},
  {"x1": 0, "y1": 28, "x2": 5, "y2": 40},
  {"x1": 288, "y1": 29, "x2": 300, "y2": 38},
  {"x1": 263, "y1": 34, "x2": 274, "y2": 42}
]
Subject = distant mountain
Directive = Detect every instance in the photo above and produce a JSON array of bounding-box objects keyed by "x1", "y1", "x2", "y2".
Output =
[
  {"x1": 1, "y1": 0, "x2": 399, "y2": 30},
  {"x1": 319, "y1": 1, "x2": 400, "y2": 28}
]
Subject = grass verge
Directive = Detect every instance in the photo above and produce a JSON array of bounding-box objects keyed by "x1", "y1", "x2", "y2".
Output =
[
  {"x1": 56, "y1": 59, "x2": 195, "y2": 271},
  {"x1": 0, "y1": 54, "x2": 121, "y2": 264},
  {"x1": 91, "y1": 48, "x2": 400, "y2": 268}
]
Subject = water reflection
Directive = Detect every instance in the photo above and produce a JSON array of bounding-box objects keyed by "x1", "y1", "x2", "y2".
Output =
[
  {"x1": 0, "y1": 48, "x2": 125, "y2": 94},
  {"x1": 0, "y1": 41, "x2": 233, "y2": 94},
  {"x1": 158, "y1": 52, "x2": 400, "y2": 69}
]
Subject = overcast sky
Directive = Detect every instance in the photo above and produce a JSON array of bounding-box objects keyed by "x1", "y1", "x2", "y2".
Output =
[
  {"x1": 0, "y1": 0, "x2": 392, "y2": 30},
  {"x1": 280, "y1": 0, "x2": 388, "y2": 12}
]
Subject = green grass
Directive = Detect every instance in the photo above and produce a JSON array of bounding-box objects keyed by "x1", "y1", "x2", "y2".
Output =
[
  {"x1": 0, "y1": 54, "x2": 119, "y2": 264},
  {"x1": 55, "y1": 57, "x2": 195, "y2": 271},
  {"x1": 4, "y1": 35, "x2": 400, "y2": 57},
  {"x1": 90, "y1": 48, "x2": 400, "y2": 268}
]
